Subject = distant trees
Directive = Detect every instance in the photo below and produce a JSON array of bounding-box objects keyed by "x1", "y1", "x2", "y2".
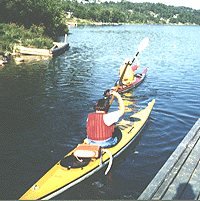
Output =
[
  {"x1": 60, "y1": 0, "x2": 126, "y2": 23},
  {"x1": 98, "y1": 9, "x2": 110, "y2": 22},
  {"x1": 0, "y1": 0, "x2": 200, "y2": 36},
  {"x1": 60, "y1": 0, "x2": 200, "y2": 25}
]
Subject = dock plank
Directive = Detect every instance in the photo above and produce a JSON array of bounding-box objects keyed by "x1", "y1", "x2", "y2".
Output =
[
  {"x1": 162, "y1": 133, "x2": 200, "y2": 200},
  {"x1": 152, "y1": 129, "x2": 200, "y2": 200},
  {"x1": 138, "y1": 118, "x2": 200, "y2": 200},
  {"x1": 181, "y1": 160, "x2": 200, "y2": 200}
]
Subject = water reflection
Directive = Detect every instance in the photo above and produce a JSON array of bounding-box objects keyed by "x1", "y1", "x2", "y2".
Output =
[
  {"x1": 122, "y1": 91, "x2": 138, "y2": 113},
  {"x1": 0, "y1": 60, "x2": 49, "y2": 133}
]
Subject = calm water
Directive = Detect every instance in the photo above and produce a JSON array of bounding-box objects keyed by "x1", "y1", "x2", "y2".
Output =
[{"x1": 1, "y1": 25, "x2": 200, "y2": 200}]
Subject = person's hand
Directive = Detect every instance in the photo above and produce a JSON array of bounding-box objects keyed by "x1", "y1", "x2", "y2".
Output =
[
  {"x1": 134, "y1": 55, "x2": 140, "y2": 67},
  {"x1": 110, "y1": 90, "x2": 120, "y2": 97}
]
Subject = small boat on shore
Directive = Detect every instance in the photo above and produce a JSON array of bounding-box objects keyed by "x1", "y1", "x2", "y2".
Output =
[
  {"x1": 19, "y1": 99, "x2": 155, "y2": 200},
  {"x1": 105, "y1": 67, "x2": 148, "y2": 96}
]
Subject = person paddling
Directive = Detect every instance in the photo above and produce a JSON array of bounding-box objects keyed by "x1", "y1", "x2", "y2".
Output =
[
  {"x1": 87, "y1": 91, "x2": 125, "y2": 148},
  {"x1": 119, "y1": 55, "x2": 140, "y2": 85}
]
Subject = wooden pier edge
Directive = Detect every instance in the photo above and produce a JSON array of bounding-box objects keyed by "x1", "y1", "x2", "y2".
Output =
[{"x1": 138, "y1": 118, "x2": 200, "y2": 200}]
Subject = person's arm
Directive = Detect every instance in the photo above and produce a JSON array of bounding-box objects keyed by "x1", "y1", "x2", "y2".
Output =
[
  {"x1": 103, "y1": 91, "x2": 125, "y2": 126},
  {"x1": 134, "y1": 55, "x2": 140, "y2": 67},
  {"x1": 110, "y1": 91, "x2": 125, "y2": 117},
  {"x1": 132, "y1": 56, "x2": 140, "y2": 71}
]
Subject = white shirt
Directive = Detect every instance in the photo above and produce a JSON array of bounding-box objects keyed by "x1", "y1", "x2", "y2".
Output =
[{"x1": 103, "y1": 110, "x2": 121, "y2": 126}]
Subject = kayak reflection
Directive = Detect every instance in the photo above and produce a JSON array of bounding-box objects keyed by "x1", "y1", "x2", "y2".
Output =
[{"x1": 122, "y1": 91, "x2": 138, "y2": 113}]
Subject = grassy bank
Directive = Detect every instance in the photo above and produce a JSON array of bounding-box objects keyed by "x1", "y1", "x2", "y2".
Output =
[{"x1": 0, "y1": 23, "x2": 54, "y2": 55}]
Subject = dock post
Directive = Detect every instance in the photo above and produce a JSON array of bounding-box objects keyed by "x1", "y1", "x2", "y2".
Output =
[{"x1": 65, "y1": 34, "x2": 67, "y2": 44}]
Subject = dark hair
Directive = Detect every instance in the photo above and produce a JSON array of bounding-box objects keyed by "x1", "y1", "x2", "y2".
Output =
[{"x1": 93, "y1": 98, "x2": 109, "y2": 111}]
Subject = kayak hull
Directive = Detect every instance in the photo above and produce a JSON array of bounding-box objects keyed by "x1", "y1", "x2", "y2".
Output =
[
  {"x1": 106, "y1": 67, "x2": 148, "y2": 95},
  {"x1": 19, "y1": 99, "x2": 155, "y2": 200}
]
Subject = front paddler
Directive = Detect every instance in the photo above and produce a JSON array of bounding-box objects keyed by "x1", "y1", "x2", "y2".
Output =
[
  {"x1": 119, "y1": 55, "x2": 140, "y2": 85},
  {"x1": 87, "y1": 91, "x2": 125, "y2": 148}
]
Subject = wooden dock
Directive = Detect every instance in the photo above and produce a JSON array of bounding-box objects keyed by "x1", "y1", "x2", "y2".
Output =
[
  {"x1": 13, "y1": 43, "x2": 69, "y2": 57},
  {"x1": 13, "y1": 34, "x2": 69, "y2": 57},
  {"x1": 14, "y1": 46, "x2": 53, "y2": 56},
  {"x1": 138, "y1": 118, "x2": 200, "y2": 200}
]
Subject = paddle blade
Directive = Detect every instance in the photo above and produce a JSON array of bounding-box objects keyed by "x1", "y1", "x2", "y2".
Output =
[{"x1": 138, "y1": 37, "x2": 149, "y2": 52}]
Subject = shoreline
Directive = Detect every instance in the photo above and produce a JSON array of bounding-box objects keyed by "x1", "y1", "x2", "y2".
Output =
[{"x1": 66, "y1": 18, "x2": 198, "y2": 26}]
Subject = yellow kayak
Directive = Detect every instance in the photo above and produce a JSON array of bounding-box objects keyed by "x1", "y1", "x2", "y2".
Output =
[{"x1": 19, "y1": 99, "x2": 155, "y2": 200}]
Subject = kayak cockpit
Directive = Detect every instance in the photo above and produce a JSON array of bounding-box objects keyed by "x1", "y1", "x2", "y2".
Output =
[{"x1": 60, "y1": 155, "x2": 91, "y2": 169}]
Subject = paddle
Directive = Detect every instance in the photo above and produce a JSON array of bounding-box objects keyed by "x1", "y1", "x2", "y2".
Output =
[{"x1": 106, "y1": 37, "x2": 149, "y2": 112}]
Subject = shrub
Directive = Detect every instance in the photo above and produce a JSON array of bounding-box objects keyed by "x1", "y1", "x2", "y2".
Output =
[{"x1": 0, "y1": 23, "x2": 54, "y2": 52}]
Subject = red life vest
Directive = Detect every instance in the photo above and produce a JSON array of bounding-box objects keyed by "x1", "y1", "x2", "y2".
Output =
[{"x1": 87, "y1": 113, "x2": 115, "y2": 141}]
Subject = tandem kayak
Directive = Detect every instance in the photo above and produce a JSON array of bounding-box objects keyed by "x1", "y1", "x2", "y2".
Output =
[
  {"x1": 105, "y1": 67, "x2": 148, "y2": 96},
  {"x1": 19, "y1": 99, "x2": 155, "y2": 200}
]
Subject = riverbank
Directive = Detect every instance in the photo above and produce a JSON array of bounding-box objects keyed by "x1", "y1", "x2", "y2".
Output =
[
  {"x1": 0, "y1": 23, "x2": 54, "y2": 55},
  {"x1": 0, "y1": 23, "x2": 70, "y2": 61},
  {"x1": 66, "y1": 17, "x2": 121, "y2": 26},
  {"x1": 66, "y1": 16, "x2": 198, "y2": 26}
]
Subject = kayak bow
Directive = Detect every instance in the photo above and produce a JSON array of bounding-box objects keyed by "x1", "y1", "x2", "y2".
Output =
[{"x1": 19, "y1": 99, "x2": 155, "y2": 200}]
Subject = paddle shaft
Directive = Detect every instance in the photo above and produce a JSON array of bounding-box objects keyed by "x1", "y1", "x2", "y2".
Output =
[{"x1": 106, "y1": 52, "x2": 139, "y2": 113}]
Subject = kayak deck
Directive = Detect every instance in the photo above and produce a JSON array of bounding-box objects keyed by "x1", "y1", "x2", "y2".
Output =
[{"x1": 19, "y1": 99, "x2": 155, "y2": 200}]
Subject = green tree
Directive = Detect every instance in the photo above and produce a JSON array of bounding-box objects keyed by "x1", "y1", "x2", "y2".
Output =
[
  {"x1": 1, "y1": 0, "x2": 68, "y2": 38},
  {"x1": 169, "y1": 17, "x2": 179, "y2": 24},
  {"x1": 98, "y1": 9, "x2": 110, "y2": 22},
  {"x1": 87, "y1": 4, "x2": 98, "y2": 21},
  {"x1": 110, "y1": 9, "x2": 125, "y2": 23}
]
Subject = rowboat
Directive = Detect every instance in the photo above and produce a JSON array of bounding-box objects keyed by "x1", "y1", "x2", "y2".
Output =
[
  {"x1": 19, "y1": 99, "x2": 155, "y2": 200},
  {"x1": 105, "y1": 67, "x2": 148, "y2": 96}
]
